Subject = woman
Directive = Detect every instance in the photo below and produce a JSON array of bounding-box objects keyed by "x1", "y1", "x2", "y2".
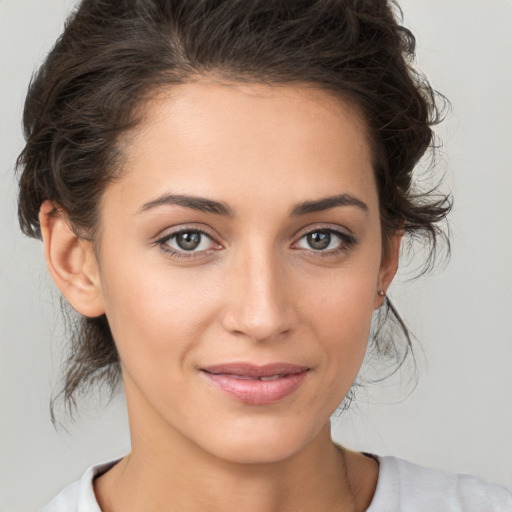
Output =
[{"x1": 15, "y1": 0, "x2": 511, "y2": 511}]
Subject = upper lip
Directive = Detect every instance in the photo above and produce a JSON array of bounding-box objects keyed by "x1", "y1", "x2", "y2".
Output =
[{"x1": 201, "y1": 363, "x2": 310, "y2": 378}]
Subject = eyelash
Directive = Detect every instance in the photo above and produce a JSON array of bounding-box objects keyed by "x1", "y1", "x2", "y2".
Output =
[
  {"x1": 291, "y1": 228, "x2": 356, "y2": 257},
  {"x1": 155, "y1": 227, "x2": 220, "y2": 260},
  {"x1": 155, "y1": 227, "x2": 357, "y2": 260}
]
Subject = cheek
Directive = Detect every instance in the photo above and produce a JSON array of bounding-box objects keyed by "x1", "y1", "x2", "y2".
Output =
[
  {"x1": 299, "y1": 264, "x2": 379, "y2": 375},
  {"x1": 318, "y1": 292, "x2": 374, "y2": 367},
  {"x1": 98, "y1": 254, "x2": 221, "y2": 373},
  {"x1": 303, "y1": 254, "x2": 379, "y2": 330},
  {"x1": 285, "y1": 271, "x2": 376, "y2": 420}
]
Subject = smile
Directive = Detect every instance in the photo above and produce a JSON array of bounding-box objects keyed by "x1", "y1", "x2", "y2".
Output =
[{"x1": 200, "y1": 363, "x2": 310, "y2": 405}]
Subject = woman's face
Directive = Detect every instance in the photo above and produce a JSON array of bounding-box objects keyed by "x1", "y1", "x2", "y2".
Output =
[{"x1": 91, "y1": 81, "x2": 399, "y2": 463}]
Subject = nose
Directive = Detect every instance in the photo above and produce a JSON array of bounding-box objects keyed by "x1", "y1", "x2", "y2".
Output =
[{"x1": 220, "y1": 245, "x2": 298, "y2": 343}]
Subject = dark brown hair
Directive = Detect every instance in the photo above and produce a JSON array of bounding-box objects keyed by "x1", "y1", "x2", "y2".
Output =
[{"x1": 17, "y1": 0, "x2": 450, "y2": 416}]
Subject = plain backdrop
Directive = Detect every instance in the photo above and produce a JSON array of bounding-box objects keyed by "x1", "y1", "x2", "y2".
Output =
[{"x1": 1, "y1": 1, "x2": 511, "y2": 510}]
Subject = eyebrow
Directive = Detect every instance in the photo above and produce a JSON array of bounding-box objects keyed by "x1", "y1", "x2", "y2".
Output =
[
  {"x1": 139, "y1": 192, "x2": 368, "y2": 217},
  {"x1": 290, "y1": 194, "x2": 369, "y2": 216},
  {"x1": 140, "y1": 193, "x2": 234, "y2": 216}
]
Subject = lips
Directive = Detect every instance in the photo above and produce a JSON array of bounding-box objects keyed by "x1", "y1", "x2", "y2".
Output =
[{"x1": 200, "y1": 363, "x2": 310, "y2": 405}]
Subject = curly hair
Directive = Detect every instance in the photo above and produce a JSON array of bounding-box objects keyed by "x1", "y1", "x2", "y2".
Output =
[{"x1": 16, "y1": 0, "x2": 451, "y2": 416}]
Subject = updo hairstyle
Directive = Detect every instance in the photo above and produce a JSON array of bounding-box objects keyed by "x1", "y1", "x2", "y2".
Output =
[{"x1": 17, "y1": 0, "x2": 451, "y2": 414}]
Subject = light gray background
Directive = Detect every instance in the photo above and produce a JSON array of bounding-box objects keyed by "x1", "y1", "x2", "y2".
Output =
[{"x1": 1, "y1": 1, "x2": 511, "y2": 510}]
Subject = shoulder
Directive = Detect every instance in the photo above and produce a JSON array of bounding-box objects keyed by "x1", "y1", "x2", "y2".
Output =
[
  {"x1": 39, "y1": 479, "x2": 82, "y2": 512},
  {"x1": 367, "y1": 455, "x2": 512, "y2": 512},
  {"x1": 39, "y1": 459, "x2": 120, "y2": 512}
]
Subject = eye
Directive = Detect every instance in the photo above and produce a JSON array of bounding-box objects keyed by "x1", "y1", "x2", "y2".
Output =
[
  {"x1": 294, "y1": 228, "x2": 355, "y2": 253},
  {"x1": 158, "y1": 229, "x2": 217, "y2": 255}
]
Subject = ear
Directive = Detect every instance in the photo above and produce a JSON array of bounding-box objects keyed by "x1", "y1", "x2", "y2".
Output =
[
  {"x1": 374, "y1": 230, "x2": 403, "y2": 309},
  {"x1": 39, "y1": 200, "x2": 105, "y2": 317}
]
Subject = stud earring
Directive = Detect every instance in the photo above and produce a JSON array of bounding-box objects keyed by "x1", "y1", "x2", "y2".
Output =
[{"x1": 378, "y1": 290, "x2": 386, "y2": 297}]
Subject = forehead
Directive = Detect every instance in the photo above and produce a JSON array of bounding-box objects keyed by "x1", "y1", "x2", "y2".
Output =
[{"x1": 109, "y1": 80, "x2": 377, "y2": 215}]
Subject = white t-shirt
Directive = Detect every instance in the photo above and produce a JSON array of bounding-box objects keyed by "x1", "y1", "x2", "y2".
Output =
[{"x1": 40, "y1": 455, "x2": 512, "y2": 512}]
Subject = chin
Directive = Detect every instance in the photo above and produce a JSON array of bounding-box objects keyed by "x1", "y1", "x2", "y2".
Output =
[{"x1": 192, "y1": 416, "x2": 329, "y2": 466}]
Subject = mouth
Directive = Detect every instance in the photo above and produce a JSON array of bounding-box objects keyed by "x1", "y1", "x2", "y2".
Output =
[{"x1": 200, "y1": 363, "x2": 310, "y2": 405}]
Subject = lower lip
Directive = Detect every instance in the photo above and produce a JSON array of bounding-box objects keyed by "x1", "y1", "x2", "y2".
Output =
[{"x1": 202, "y1": 371, "x2": 309, "y2": 405}]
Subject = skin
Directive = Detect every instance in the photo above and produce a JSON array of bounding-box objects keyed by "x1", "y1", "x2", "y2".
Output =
[{"x1": 40, "y1": 81, "x2": 402, "y2": 512}]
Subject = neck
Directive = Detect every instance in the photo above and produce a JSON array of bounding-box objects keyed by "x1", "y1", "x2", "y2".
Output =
[{"x1": 96, "y1": 430, "x2": 356, "y2": 512}]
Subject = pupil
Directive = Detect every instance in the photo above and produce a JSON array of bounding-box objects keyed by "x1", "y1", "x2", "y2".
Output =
[
  {"x1": 176, "y1": 232, "x2": 201, "y2": 251},
  {"x1": 307, "y1": 231, "x2": 330, "y2": 250}
]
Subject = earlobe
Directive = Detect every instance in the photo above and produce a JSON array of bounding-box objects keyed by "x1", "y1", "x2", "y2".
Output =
[
  {"x1": 374, "y1": 231, "x2": 403, "y2": 309},
  {"x1": 39, "y1": 200, "x2": 105, "y2": 317}
]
